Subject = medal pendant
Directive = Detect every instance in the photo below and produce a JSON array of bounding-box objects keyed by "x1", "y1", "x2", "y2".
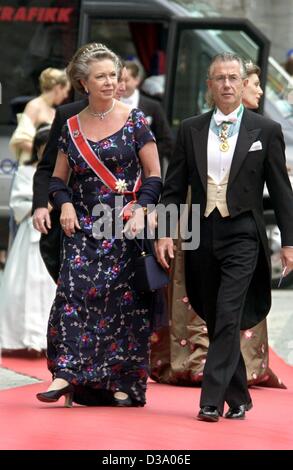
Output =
[{"x1": 220, "y1": 141, "x2": 229, "y2": 152}]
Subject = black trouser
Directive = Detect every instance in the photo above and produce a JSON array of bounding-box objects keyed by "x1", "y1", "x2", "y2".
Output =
[{"x1": 187, "y1": 209, "x2": 259, "y2": 413}]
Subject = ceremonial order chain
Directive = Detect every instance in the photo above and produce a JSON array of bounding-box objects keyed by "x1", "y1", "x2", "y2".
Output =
[{"x1": 219, "y1": 122, "x2": 231, "y2": 152}]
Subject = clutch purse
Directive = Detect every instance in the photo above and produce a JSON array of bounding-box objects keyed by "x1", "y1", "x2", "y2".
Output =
[{"x1": 132, "y1": 239, "x2": 170, "y2": 292}]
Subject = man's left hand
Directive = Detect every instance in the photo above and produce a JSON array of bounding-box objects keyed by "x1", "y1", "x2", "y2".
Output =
[{"x1": 280, "y1": 246, "x2": 293, "y2": 274}]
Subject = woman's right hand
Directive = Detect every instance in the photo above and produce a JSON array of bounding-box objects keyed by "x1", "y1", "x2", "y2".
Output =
[{"x1": 60, "y1": 202, "x2": 80, "y2": 237}]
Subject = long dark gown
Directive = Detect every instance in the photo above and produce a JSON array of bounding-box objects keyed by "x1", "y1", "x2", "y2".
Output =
[{"x1": 47, "y1": 109, "x2": 156, "y2": 406}]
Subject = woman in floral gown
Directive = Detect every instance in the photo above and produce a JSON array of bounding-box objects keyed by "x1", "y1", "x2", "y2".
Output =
[{"x1": 36, "y1": 44, "x2": 161, "y2": 407}]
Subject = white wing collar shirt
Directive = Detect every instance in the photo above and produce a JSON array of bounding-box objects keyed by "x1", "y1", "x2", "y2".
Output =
[{"x1": 207, "y1": 104, "x2": 244, "y2": 184}]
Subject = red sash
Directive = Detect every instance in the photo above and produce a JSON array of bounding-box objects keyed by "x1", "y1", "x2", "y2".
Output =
[{"x1": 67, "y1": 115, "x2": 142, "y2": 219}]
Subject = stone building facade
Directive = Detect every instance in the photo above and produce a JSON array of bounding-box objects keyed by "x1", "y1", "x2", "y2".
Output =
[{"x1": 211, "y1": 0, "x2": 293, "y2": 63}]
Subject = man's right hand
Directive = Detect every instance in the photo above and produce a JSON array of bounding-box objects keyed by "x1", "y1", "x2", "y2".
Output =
[
  {"x1": 33, "y1": 207, "x2": 51, "y2": 234},
  {"x1": 155, "y1": 237, "x2": 175, "y2": 270}
]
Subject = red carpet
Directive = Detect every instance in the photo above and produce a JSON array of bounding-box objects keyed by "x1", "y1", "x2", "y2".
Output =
[{"x1": 1, "y1": 350, "x2": 292, "y2": 450}]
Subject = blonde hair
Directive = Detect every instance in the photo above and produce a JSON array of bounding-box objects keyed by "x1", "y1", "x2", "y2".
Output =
[
  {"x1": 66, "y1": 42, "x2": 120, "y2": 94},
  {"x1": 39, "y1": 68, "x2": 68, "y2": 92}
]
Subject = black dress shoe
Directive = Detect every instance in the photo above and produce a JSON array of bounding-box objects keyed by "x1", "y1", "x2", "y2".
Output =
[
  {"x1": 224, "y1": 401, "x2": 253, "y2": 419},
  {"x1": 197, "y1": 406, "x2": 220, "y2": 422}
]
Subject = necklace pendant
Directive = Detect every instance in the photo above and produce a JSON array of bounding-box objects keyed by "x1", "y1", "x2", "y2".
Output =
[
  {"x1": 220, "y1": 141, "x2": 229, "y2": 152},
  {"x1": 88, "y1": 100, "x2": 115, "y2": 119}
]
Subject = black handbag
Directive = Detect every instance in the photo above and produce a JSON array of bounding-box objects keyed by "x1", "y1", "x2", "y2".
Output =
[{"x1": 132, "y1": 238, "x2": 170, "y2": 292}]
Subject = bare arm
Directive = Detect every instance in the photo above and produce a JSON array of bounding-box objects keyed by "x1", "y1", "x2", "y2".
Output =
[
  {"x1": 14, "y1": 140, "x2": 33, "y2": 154},
  {"x1": 138, "y1": 141, "x2": 161, "y2": 178},
  {"x1": 9, "y1": 102, "x2": 36, "y2": 156},
  {"x1": 24, "y1": 100, "x2": 40, "y2": 127}
]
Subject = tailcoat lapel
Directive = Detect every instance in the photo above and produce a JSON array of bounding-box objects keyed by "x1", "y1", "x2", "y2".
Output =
[
  {"x1": 189, "y1": 109, "x2": 261, "y2": 191},
  {"x1": 228, "y1": 109, "x2": 261, "y2": 187}
]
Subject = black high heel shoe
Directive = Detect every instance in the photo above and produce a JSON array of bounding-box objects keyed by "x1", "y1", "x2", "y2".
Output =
[{"x1": 36, "y1": 384, "x2": 74, "y2": 407}]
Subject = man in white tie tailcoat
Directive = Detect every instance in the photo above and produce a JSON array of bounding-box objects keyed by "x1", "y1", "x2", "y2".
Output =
[{"x1": 156, "y1": 52, "x2": 293, "y2": 422}]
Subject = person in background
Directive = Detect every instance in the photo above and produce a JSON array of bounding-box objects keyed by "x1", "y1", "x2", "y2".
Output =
[
  {"x1": 9, "y1": 68, "x2": 70, "y2": 164},
  {"x1": 35, "y1": 43, "x2": 161, "y2": 408},
  {"x1": 121, "y1": 60, "x2": 173, "y2": 173},
  {"x1": 283, "y1": 49, "x2": 293, "y2": 76},
  {"x1": 151, "y1": 60, "x2": 285, "y2": 393},
  {"x1": 6, "y1": 68, "x2": 70, "y2": 262},
  {"x1": 0, "y1": 124, "x2": 56, "y2": 356},
  {"x1": 156, "y1": 52, "x2": 293, "y2": 422},
  {"x1": 140, "y1": 74, "x2": 165, "y2": 102},
  {"x1": 115, "y1": 61, "x2": 127, "y2": 100},
  {"x1": 242, "y1": 61, "x2": 263, "y2": 108}
]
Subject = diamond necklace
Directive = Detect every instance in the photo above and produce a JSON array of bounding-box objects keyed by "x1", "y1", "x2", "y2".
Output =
[{"x1": 87, "y1": 100, "x2": 115, "y2": 120}]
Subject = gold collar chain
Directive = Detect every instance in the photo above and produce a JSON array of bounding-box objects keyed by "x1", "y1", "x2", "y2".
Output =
[{"x1": 219, "y1": 122, "x2": 231, "y2": 152}]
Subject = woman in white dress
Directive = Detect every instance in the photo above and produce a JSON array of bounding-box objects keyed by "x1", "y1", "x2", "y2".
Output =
[
  {"x1": 0, "y1": 125, "x2": 57, "y2": 354},
  {"x1": 9, "y1": 68, "x2": 70, "y2": 164}
]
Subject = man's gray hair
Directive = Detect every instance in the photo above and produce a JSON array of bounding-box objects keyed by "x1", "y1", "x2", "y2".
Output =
[{"x1": 207, "y1": 52, "x2": 247, "y2": 79}]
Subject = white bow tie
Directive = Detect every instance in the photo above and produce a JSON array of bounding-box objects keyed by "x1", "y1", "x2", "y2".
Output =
[{"x1": 214, "y1": 111, "x2": 238, "y2": 126}]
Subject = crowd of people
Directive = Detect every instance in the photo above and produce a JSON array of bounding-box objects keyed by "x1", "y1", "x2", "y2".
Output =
[{"x1": 1, "y1": 42, "x2": 293, "y2": 422}]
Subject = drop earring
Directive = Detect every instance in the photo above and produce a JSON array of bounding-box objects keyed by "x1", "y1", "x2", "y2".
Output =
[{"x1": 84, "y1": 87, "x2": 89, "y2": 95}]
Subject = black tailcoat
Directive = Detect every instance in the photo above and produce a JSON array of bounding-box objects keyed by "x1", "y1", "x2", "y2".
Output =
[{"x1": 161, "y1": 109, "x2": 293, "y2": 329}]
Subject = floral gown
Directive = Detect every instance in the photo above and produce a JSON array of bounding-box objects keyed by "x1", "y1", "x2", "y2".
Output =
[{"x1": 47, "y1": 109, "x2": 155, "y2": 405}]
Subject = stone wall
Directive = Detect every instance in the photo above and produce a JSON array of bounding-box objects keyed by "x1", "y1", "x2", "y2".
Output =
[{"x1": 210, "y1": 0, "x2": 293, "y2": 63}]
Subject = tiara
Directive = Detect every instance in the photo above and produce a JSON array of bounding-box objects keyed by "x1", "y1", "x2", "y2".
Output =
[{"x1": 81, "y1": 43, "x2": 109, "y2": 56}]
